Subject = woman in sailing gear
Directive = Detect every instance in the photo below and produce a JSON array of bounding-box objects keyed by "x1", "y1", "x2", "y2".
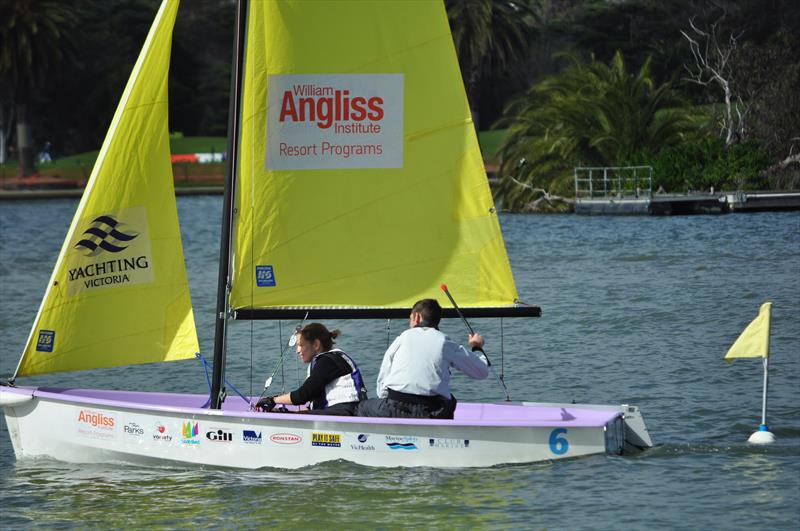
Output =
[
  {"x1": 257, "y1": 323, "x2": 367, "y2": 416},
  {"x1": 356, "y1": 299, "x2": 488, "y2": 419}
]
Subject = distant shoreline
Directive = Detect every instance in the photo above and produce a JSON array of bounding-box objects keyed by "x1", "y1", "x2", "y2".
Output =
[{"x1": 0, "y1": 186, "x2": 223, "y2": 200}]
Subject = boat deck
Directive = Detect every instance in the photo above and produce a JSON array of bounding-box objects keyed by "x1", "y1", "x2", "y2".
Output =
[{"x1": 7, "y1": 386, "x2": 622, "y2": 428}]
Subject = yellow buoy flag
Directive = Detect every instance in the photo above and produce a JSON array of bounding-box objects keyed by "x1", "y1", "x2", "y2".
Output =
[{"x1": 724, "y1": 302, "x2": 772, "y2": 362}]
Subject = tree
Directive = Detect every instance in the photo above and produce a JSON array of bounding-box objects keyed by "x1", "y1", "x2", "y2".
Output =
[
  {"x1": 494, "y1": 51, "x2": 699, "y2": 210},
  {"x1": 680, "y1": 17, "x2": 746, "y2": 147},
  {"x1": 445, "y1": 0, "x2": 534, "y2": 129},
  {"x1": 0, "y1": 0, "x2": 77, "y2": 175}
]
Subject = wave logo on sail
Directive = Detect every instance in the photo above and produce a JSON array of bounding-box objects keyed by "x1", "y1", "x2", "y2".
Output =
[
  {"x1": 66, "y1": 206, "x2": 154, "y2": 296},
  {"x1": 74, "y1": 215, "x2": 139, "y2": 256},
  {"x1": 267, "y1": 74, "x2": 403, "y2": 170}
]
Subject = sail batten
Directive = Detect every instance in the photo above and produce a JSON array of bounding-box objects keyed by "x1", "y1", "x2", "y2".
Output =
[{"x1": 230, "y1": 0, "x2": 521, "y2": 315}]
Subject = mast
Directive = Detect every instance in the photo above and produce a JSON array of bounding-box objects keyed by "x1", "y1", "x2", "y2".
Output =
[{"x1": 211, "y1": 0, "x2": 248, "y2": 409}]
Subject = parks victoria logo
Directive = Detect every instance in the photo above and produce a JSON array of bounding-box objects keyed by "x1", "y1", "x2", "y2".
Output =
[{"x1": 64, "y1": 206, "x2": 154, "y2": 295}]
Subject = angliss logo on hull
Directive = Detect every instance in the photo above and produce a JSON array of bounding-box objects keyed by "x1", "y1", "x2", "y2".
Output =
[
  {"x1": 266, "y1": 74, "x2": 403, "y2": 170},
  {"x1": 65, "y1": 206, "x2": 154, "y2": 296},
  {"x1": 76, "y1": 409, "x2": 117, "y2": 440}
]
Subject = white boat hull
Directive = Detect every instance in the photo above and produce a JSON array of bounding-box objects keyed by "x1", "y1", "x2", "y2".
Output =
[{"x1": 2, "y1": 387, "x2": 650, "y2": 469}]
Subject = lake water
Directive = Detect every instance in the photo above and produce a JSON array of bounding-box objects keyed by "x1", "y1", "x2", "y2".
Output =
[{"x1": 1, "y1": 196, "x2": 798, "y2": 529}]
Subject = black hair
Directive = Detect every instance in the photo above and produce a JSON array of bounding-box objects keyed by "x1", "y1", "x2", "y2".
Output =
[
  {"x1": 411, "y1": 299, "x2": 442, "y2": 328},
  {"x1": 298, "y1": 323, "x2": 340, "y2": 351}
]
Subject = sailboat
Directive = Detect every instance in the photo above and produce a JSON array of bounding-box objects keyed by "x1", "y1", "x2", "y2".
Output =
[{"x1": 0, "y1": 0, "x2": 651, "y2": 469}]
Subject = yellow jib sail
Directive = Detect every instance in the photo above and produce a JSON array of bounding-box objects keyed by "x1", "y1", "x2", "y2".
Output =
[
  {"x1": 724, "y1": 302, "x2": 772, "y2": 362},
  {"x1": 15, "y1": 0, "x2": 198, "y2": 377},
  {"x1": 231, "y1": 0, "x2": 519, "y2": 311}
]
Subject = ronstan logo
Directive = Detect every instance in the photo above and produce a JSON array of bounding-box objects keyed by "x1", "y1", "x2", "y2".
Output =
[{"x1": 270, "y1": 433, "x2": 302, "y2": 445}]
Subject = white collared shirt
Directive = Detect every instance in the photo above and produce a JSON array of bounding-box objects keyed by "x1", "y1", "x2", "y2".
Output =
[{"x1": 376, "y1": 327, "x2": 489, "y2": 399}]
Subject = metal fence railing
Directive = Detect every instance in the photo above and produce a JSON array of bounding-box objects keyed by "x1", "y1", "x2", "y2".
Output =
[{"x1": 575, "y1": 166, "x2": 653, "y2": 199}]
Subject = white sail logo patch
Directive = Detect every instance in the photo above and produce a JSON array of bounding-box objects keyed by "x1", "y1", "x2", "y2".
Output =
[
  {"x1": 65, "y1": 206, "x2": 154, "y2": 295},
  {"x1": 266, "y1": 74, "x2": 403, "y2": 170}
]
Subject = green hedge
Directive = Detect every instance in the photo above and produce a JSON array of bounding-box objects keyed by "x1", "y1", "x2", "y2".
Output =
[{"x1": 651, "y1": 138, "x2": 772, "y2": 192}]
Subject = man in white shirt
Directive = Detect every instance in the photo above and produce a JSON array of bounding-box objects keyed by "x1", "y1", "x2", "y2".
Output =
[{"x1": 356, "y1": 299, "x2": 489, "y2": 419}]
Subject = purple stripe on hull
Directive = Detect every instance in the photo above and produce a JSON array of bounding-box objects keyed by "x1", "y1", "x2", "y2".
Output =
[{"x1": 6, "y1": 386, "x2": 621, "y2": 428}]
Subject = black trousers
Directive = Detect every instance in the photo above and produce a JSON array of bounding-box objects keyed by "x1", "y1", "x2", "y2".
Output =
[{"x1": 356, "y1": 394, "x2": 456, "y2": 419}]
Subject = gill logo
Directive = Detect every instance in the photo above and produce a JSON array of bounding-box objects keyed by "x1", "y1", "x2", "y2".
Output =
[{"x1": 75, "y1": 215, "x2": 138, "y2": 256}]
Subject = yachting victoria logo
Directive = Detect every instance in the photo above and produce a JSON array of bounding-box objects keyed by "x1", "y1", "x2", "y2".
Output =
[
  {"x1": 65, "y1": 206, "x2": 154, "y2": 295},
  {"x1": 74, "y1": 215, "x2": 139, "y2": 256}
]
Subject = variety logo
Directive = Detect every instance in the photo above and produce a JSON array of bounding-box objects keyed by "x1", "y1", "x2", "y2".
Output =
[
  {"x1": 180, "y1": 421, "x2": 199, "y2": 445},
  {"x1": 243, "y1": 430, "x2": 262, "y2": 444},
  {"x1": 385, "y1": 435, "x2": 418, "y2": 451},
  {"x1": 429, "y1": 438, "x2": 470, "y2": 449},
  {"x1": 74, "y1": 215, "x2": 139, "y2": 256},
  {"x1": 153, "y1": 421, "x2": 173, "y2": 442},
  {"x1": 123, "y1": 422, "x2": 144, "y2": 437},
  {"x1": 311, "y1": 432, "x2": 341, "y2": 448},
  {"x1": 206, "y1": 428, "x2": 233, "y2": 442},
  {"x1": 350, "y1": 433, "x2": 375, "y2": 451},
  {"x1": 270, "y1": 433, "x2": 302, "y2": 445},
  {"x1": 76, "y1": 409, "x2": 117, "y2": 440}
]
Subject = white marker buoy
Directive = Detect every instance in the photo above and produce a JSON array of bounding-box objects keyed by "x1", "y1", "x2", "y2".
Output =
[{"x1": 748, "y1": 425, "x2": 776, "y2": 445}]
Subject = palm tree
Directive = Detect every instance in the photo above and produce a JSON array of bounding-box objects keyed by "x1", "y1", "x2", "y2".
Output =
[
  {"x1": 494, "y1": 51, "x2": 699, "y2": 210},
  {"x1": 446, "y1": 0, "x2": 534, "y2": 129},
  {"x1": 0, "y1": 0, "x2": 76, "y2": 175}
]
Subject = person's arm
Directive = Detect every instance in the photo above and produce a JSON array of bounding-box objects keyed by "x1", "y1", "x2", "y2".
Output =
[
  {"x1": 376, "y1": 335, "x2": 402, "y2": 398},
  {"x1": 444, "y1": 334, "x2": 490, "y2": 379}
]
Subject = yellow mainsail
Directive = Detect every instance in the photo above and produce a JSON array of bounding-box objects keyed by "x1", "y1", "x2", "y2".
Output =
[
  {"x1": 15, "y1": 0, "x2": 198, "y2": 377},
  {"x1": 231, "y1": 0, "x2": 519, "y2": 312}
]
